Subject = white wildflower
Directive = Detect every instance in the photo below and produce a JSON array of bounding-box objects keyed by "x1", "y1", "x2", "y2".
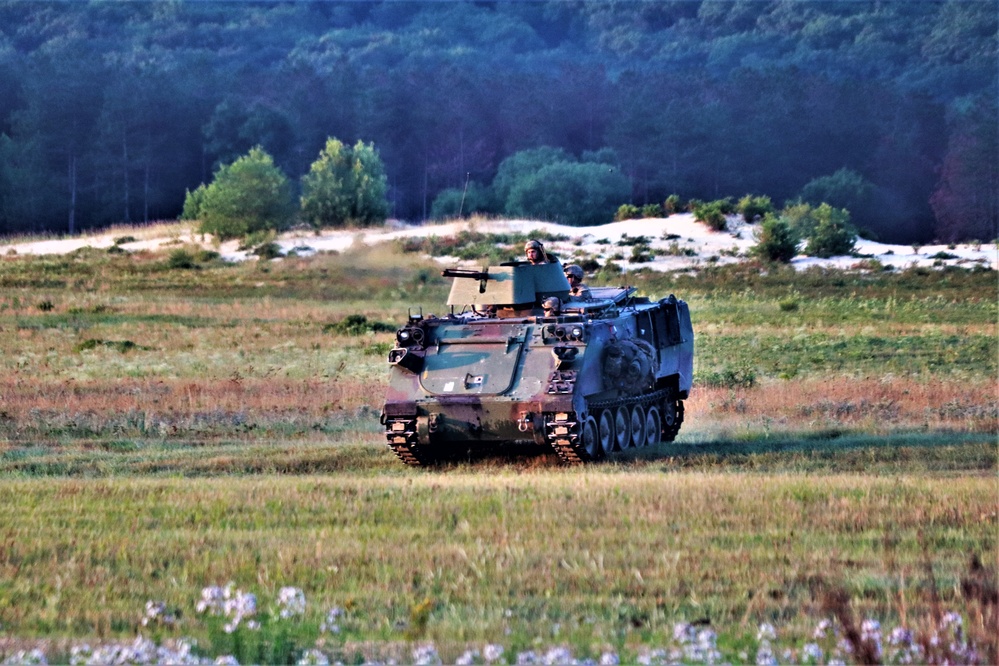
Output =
[
  {"x1": 214, "y1": 656, "x2": 240, "y2": 666},
  {"x1": 672, "y1": 622, "x2": 694, "y2": 643},
  {"x1": 516, "y1": 650, "x2": 540, "y2": 665},
  {"x1": 142, "y1": 599, "x2": 177, "y2": 627},
  {"x1": 812, "y1": 618, "x2": 833, "y2": 639},
  {"x1": 455, "y1": 650, "x2": 478, "y2": 666},
  {"x1": 756, "y1": 622, "x2": 777, "y2": 641},
  {"x1": 483, "y1": 644, "x2": 505, "y2": 663},
  {"x1": 197, "y1": 585, "x2": 226, "y2": 615},
  {"x1": 941, "y1": 611, "x2": 963, "y2": 629},
  {"x1": 598, "y1": 652, "x2": 620, "y2": 666},
  {"x1": 861, "y1": 618, "x2": 883, "y2": 659},
  {"x1": 69, "y1": 644, "x2": 93, "y2": 666},
  {"x1": 1, "y1": 649, "x2": 47, "y2": 666},
  {"x1": 542, "y1": 646, "x2": 573, "y2": 665},
  {"x1": 888, "y1": 627, "x2": 913, "y2": 646},
  {"x1": 320, "y1": 606, "x2": 344, "y2": 634},
  {"x1": 802, "y1": 642, "x2": 823, "y2": 663},
  {"x1": 277, "y1": 587, "x2": 307, "y2": 619},
  {"x1": 636, "y1": 648, "x2": 667, "y2": 666},
  {"x1": 412, "y1": 643, "x2": 441, "y2": 666},
  {"x1": 755, "y1": 642, "x2": 777, "y2": 666},
  {"x1": 296, "y1": 649, "x2": 330, "y2": 666}
]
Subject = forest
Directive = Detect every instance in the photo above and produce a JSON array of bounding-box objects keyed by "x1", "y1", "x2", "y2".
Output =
[{"x1": 0, "y1": 0, "x2": 995, "y2": 243}]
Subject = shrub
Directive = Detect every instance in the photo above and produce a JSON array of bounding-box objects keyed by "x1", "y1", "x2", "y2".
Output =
[
  {"x1": 737, "y1": 194, "x2": 774, "y2": 223},
  {"x1": 616, "y1": 234, "x2": 650, "y2": 246},
  {"x1": 803, "y1": 204, "x2": 857, "y2": 258},
  {"x1": 167, "y1": 249, "x2": 197, "y2": 269},
  {"x1": 323, "y1": 314, "x2": 395, "y2": 336},
  {"x1": 300, "y1": 138, "x2": 389, "y2": 229},
  {"x1": 692, "y1": 199, "x2": 731, "y2": 231},
  {"x1": 780, "y1": 202, "x2": 857, "y2": 258},
  {"x1": 430, "y1": 182, "x2": 495, "y2": 219},
  {"x1": 180, "y1": 183, "x2": 208, "y2": 221},
  {"x1": 629, "y1": 244, "x2": 653, "y2": 263},
  {"x1": 492, "y1": 147, "x2": 574, "y2": 207},
  {"x1": 798, "y1": 168, "x2": 875, "y2": 232},
  {"x1": 663, "y1": 194, "x2": 682, "y2": 215},
  {"x1": 198, "y1": 147, "x2": 296, "y2": 241},
  {"x1": 615, "y1": 204, "x2": 641, "y2": 221},
  {"x1": 641, "y1": 203, "x2": 663, "y2": 218},
  {"x1": 700, "y1": 365, "x2": 757, "y2": 389},
  {"x1": 751, "y1": 214, "x2": 800, "y2": 263},
  {"x1": 252, "y1": 242, "x2": 284, "y2": 260},
  {"x1": 505, "y1": 161, "x2": 631, "y2": 227}
]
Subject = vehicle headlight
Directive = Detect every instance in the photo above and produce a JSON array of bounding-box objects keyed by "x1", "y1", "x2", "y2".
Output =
[{"x1": 571, "y1": 327, "x2": 583, "y2": 340}]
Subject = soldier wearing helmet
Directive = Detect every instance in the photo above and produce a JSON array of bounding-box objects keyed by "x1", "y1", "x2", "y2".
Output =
[
  {"x1": 564, "y1": 264, "x2": 592, "y2": 300},
  {"x1": 542, "y1": 296, "x2": 562, "y2": 317},
  {"x1": 524, "y1": 239, "x2": 548, "y2": 265}
]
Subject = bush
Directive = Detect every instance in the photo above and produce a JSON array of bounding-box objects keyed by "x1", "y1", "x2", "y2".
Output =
[
  {"x1": 641, "y1": 203, "x2": 663, "y2": 218},
  {"x1": 505, "y1": 161, "x2": 631, "y2": 227},
  {"x1": 802, "y1": 204, "x2": 857, "y2": 258},
  {"x1": 751, "y1": 214, "x2": 800, "y2": 263},
  {"x1": 492, "y1": 147, "x2": 574, "y2": 207},
  {"x1": 798, "y1": 168, "x2": 875, "y2": 232},
  {"x1": 323, "y1": 314, "x2": 395, "y2": 336},
  {"x1": 180, "y1": 184, "x2": 208, "y2": 221},
  {"x1": 167, "y1": 248, "x2": 197, "y2": 269},
  {"x1": 663, "y1": 194, "x2": 682, "y2": 215},
  {"x1": 737, "y1": 194, "x2": 774, "y2": 223},
  {"x1": 300, "y1": 138, "x2": 389, "y2": 229},
  {"x1": 198, "y1": 147, "x2": 296, "y2": 241},
  {"x1": 615, "y1": 204, "x2": 641, "y2": 221},
  {"x1": 629, "y1": 244, "x2": 653, "y2": 263},
  {"x1": 780, "y1": 202, "x2": 857, "y2": 258},
  {"x1": 692, "y1": 199, "x2": 730, "y2": 231},
  {"x1": 252, "y1": 242, "x2": 284, "y2": 260},
  {"x1": 430, "y1": 181, "x2": 494, "y2": 219}
]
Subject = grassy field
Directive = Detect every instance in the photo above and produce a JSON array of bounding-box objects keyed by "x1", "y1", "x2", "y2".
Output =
[{"x1": 0, "y1": 241, "x2": 996, "y2": 664}]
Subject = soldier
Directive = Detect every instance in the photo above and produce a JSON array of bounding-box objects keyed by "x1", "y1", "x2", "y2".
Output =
[
  {"x1": 564, "y1": 264, "x2": 592, "y2": 300},
  {"x1": 542, "y1": 296, "x2": 562, "y2": 317},
  {"x1": 524, "y1": 239, "x2": 548, "y2": 265}
]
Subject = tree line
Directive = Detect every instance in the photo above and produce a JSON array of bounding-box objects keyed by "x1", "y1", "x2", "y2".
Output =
[{"x1": 0, "y1": 0, "x2": 995, "y2": 243}]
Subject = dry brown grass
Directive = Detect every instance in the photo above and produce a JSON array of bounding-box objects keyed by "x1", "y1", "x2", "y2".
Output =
[{"x1": 689, "y1": 376, "x2": 998, "y2": 434}]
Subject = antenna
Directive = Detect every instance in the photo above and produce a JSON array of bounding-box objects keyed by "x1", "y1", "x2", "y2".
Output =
[{"x1": 458, "y1": 172, "x2": 470, "y2": 218}]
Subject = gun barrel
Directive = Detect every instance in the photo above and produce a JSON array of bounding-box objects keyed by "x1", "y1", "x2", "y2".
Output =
[{"x1": 442, "y1": 268, "x2": 490, "y2": 280}]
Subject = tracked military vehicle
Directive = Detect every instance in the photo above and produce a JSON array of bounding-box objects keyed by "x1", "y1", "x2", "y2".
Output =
[{"x1": 382, "y1": 259, "x2": 693, "y2": 465}]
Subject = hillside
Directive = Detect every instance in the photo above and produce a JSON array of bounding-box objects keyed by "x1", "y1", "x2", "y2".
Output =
[
  {"x1": 3, "y1": 214, "x2": 996, "y2": 272},
  {"x1": 0, "y1": 1, "x2": 995, "y2": 242}
]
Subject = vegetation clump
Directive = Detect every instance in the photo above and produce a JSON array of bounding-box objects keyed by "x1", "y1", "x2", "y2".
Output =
[
  {"x1": 300, "y1": 138, "x2": 389, "y2": 230},
  {"x1": 737, "y1": 194, "x2": 775, "y2": 223},
  {"x1": 692, "y1": 198, "x2": 733, "y2": 231},
  {"x1": 752, "y1": 213, "x2": 800, "y2": 263},
  {"x1": 323, "y1": 314, "x2": 395, "y2": 336},
  {"x1": 193, "y1": 147, "x2": 296, "y2": 242}
]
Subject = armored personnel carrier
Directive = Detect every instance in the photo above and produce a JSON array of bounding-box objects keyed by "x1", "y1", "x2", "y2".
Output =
[{"x1": 382, "y1": 259, "x2": 693, "y2": 465}]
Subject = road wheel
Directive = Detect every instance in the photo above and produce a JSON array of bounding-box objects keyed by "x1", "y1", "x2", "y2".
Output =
[
  {"x1": 644, "y1": 405, "x2": 661, "y2": 447},
  {"x1": 630, "y1": 404, "x2": 646, "y2": 447},
  {"x1": 582, "y1": 415, "x2": 602, "y2": 460},
  {"x1": 597, "y1": 409, "x2": 615, "y2": 456},
  {"x1": 662, "y1": 398, "x2": 684, "y2": 442},
  {"x1": 614, "y1": 406, "x2": 630, "y2": 450}
]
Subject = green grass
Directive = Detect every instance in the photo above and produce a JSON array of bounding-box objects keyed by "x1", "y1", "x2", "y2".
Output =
[
  {"x1": 0, "y1": 468, "x2": 993, "y2": 661},
  {"x1": 0, "y1": 245, "x2": 996, "y2": 663}
]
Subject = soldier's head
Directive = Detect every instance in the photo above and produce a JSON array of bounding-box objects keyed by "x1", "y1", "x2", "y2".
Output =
[
  {"x1": 524, "y1": 239, "x2": 546, "y2": 264},
  {"x1": 564, "y1": 264, "x2": 584, "y2": 284},
  {"x1": 542, "y1": 296, "x2": 561, "y2": 316}
]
